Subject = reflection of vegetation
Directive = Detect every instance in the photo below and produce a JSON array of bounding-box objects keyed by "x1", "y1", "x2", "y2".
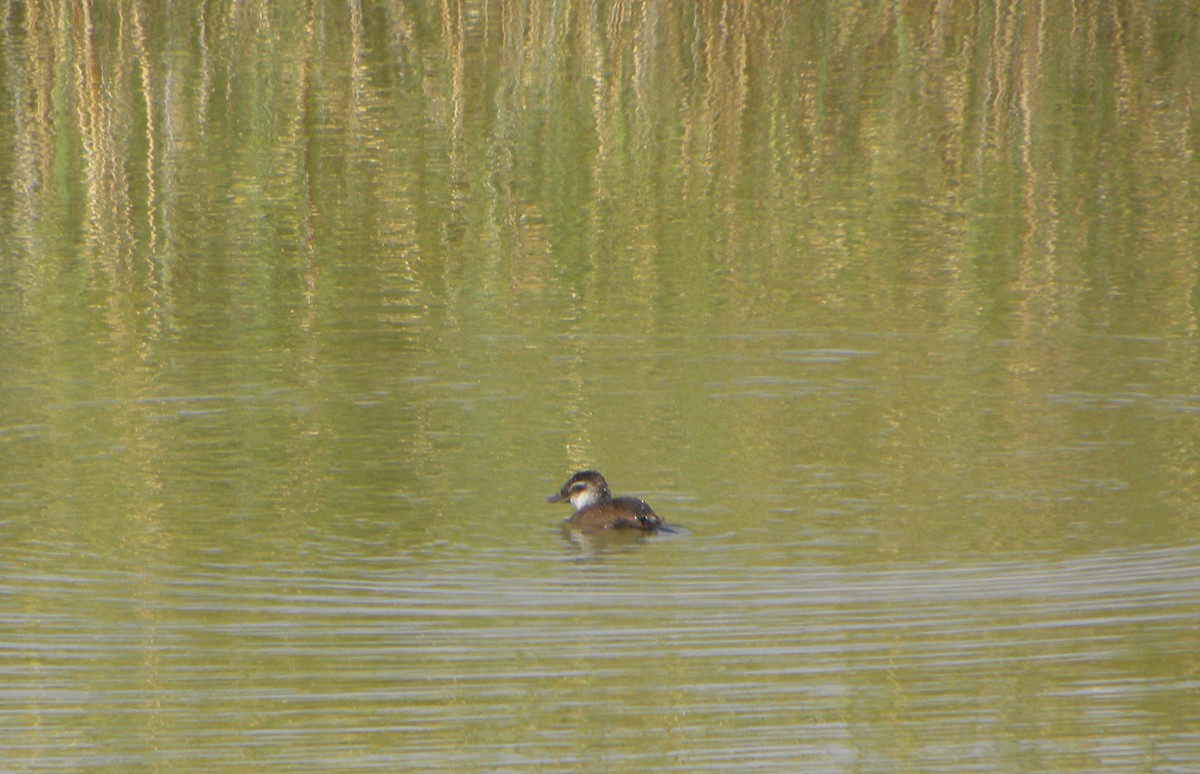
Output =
[
  {"x1": 3, "y1": 1, "x2": 1195, "y2": 331},
  {"x1": 4, "y1": 8, "x2": 1198, "y2": 765},
  {"x1": 0, "y1": 1, "x2": 1197, "y2": 549}
]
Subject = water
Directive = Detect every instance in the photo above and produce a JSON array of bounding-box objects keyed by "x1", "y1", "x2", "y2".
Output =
[
  {"x1": 2, "y1": 1, "x2": 1199, "y2": 770},
  {"x1": 6, "y1": 539, "x2": 1198, "y2": 770}
]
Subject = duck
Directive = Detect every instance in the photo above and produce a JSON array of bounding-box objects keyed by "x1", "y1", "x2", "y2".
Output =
[{"x1": 547, "y1": 470, "x2": 665, "y2": 531}]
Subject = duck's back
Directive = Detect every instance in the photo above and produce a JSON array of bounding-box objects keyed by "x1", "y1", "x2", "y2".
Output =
[{"x1": 569, "y1": 497, "x2": 664, "y2": 531}]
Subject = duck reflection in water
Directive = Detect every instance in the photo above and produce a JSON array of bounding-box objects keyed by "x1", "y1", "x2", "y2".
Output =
[{"x1": 547, "y1": 470, "x2": 667, "y2": 532}]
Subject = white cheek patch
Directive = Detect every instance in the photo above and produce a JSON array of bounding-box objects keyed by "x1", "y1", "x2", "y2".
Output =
[{"x1": 570, "y1": 488, "x2": 599, "y2": 510}]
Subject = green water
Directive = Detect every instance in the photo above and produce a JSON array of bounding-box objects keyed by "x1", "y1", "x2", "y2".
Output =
[{"x1": 2, "y1": 1, "x2": 1199, "y2": 770}]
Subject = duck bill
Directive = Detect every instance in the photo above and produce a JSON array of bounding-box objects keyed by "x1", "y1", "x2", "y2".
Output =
[{"x1": 546, "y1": 492, "x2": 566, "y2": 503}]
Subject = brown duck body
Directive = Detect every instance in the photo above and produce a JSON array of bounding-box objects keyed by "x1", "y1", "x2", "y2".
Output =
[
  {"x1": 548, "y1": 471, "x2": 665, "y2": 531},
  {"x1": 567, "y1": 496, "x2": 661, "y2": 530}
]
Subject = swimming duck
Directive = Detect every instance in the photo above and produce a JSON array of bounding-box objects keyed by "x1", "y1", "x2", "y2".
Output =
[{"x1": 547, "y1": 470, "x2": 665, "y2": 531}]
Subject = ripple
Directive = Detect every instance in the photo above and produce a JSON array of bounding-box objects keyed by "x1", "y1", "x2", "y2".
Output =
[{"x1": 2, "y1": 540, "x2": 1198, "y2": 771}]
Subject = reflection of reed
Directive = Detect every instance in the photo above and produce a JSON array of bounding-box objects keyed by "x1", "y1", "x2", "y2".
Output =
[
  {"x1": 131, "y1": 1, "x2": 158, "y2": 255},
  {"x1": 2, "y1": 0, "x2": 1198, "y2": 532},
  {"x1": 2, "y1": 0, "x2": 1193, "y2": 316},
  {"x1": 7, "y1": 3, "x2": 44, "y2": 268}
]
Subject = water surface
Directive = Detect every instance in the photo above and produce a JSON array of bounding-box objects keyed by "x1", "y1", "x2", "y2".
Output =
[{"x1": 1, "y1": 1, "x2": 1199, "y2": 770}]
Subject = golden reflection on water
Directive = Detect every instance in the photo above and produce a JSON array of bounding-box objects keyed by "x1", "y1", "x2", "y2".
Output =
[{"x1": 5, "y1": 1, "x2": 1197, "y2": 336}]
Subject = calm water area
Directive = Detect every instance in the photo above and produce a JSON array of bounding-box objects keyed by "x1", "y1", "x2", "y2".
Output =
[{"x1": 2, "y1": 1, "x2": 1199, "y2": 770}]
